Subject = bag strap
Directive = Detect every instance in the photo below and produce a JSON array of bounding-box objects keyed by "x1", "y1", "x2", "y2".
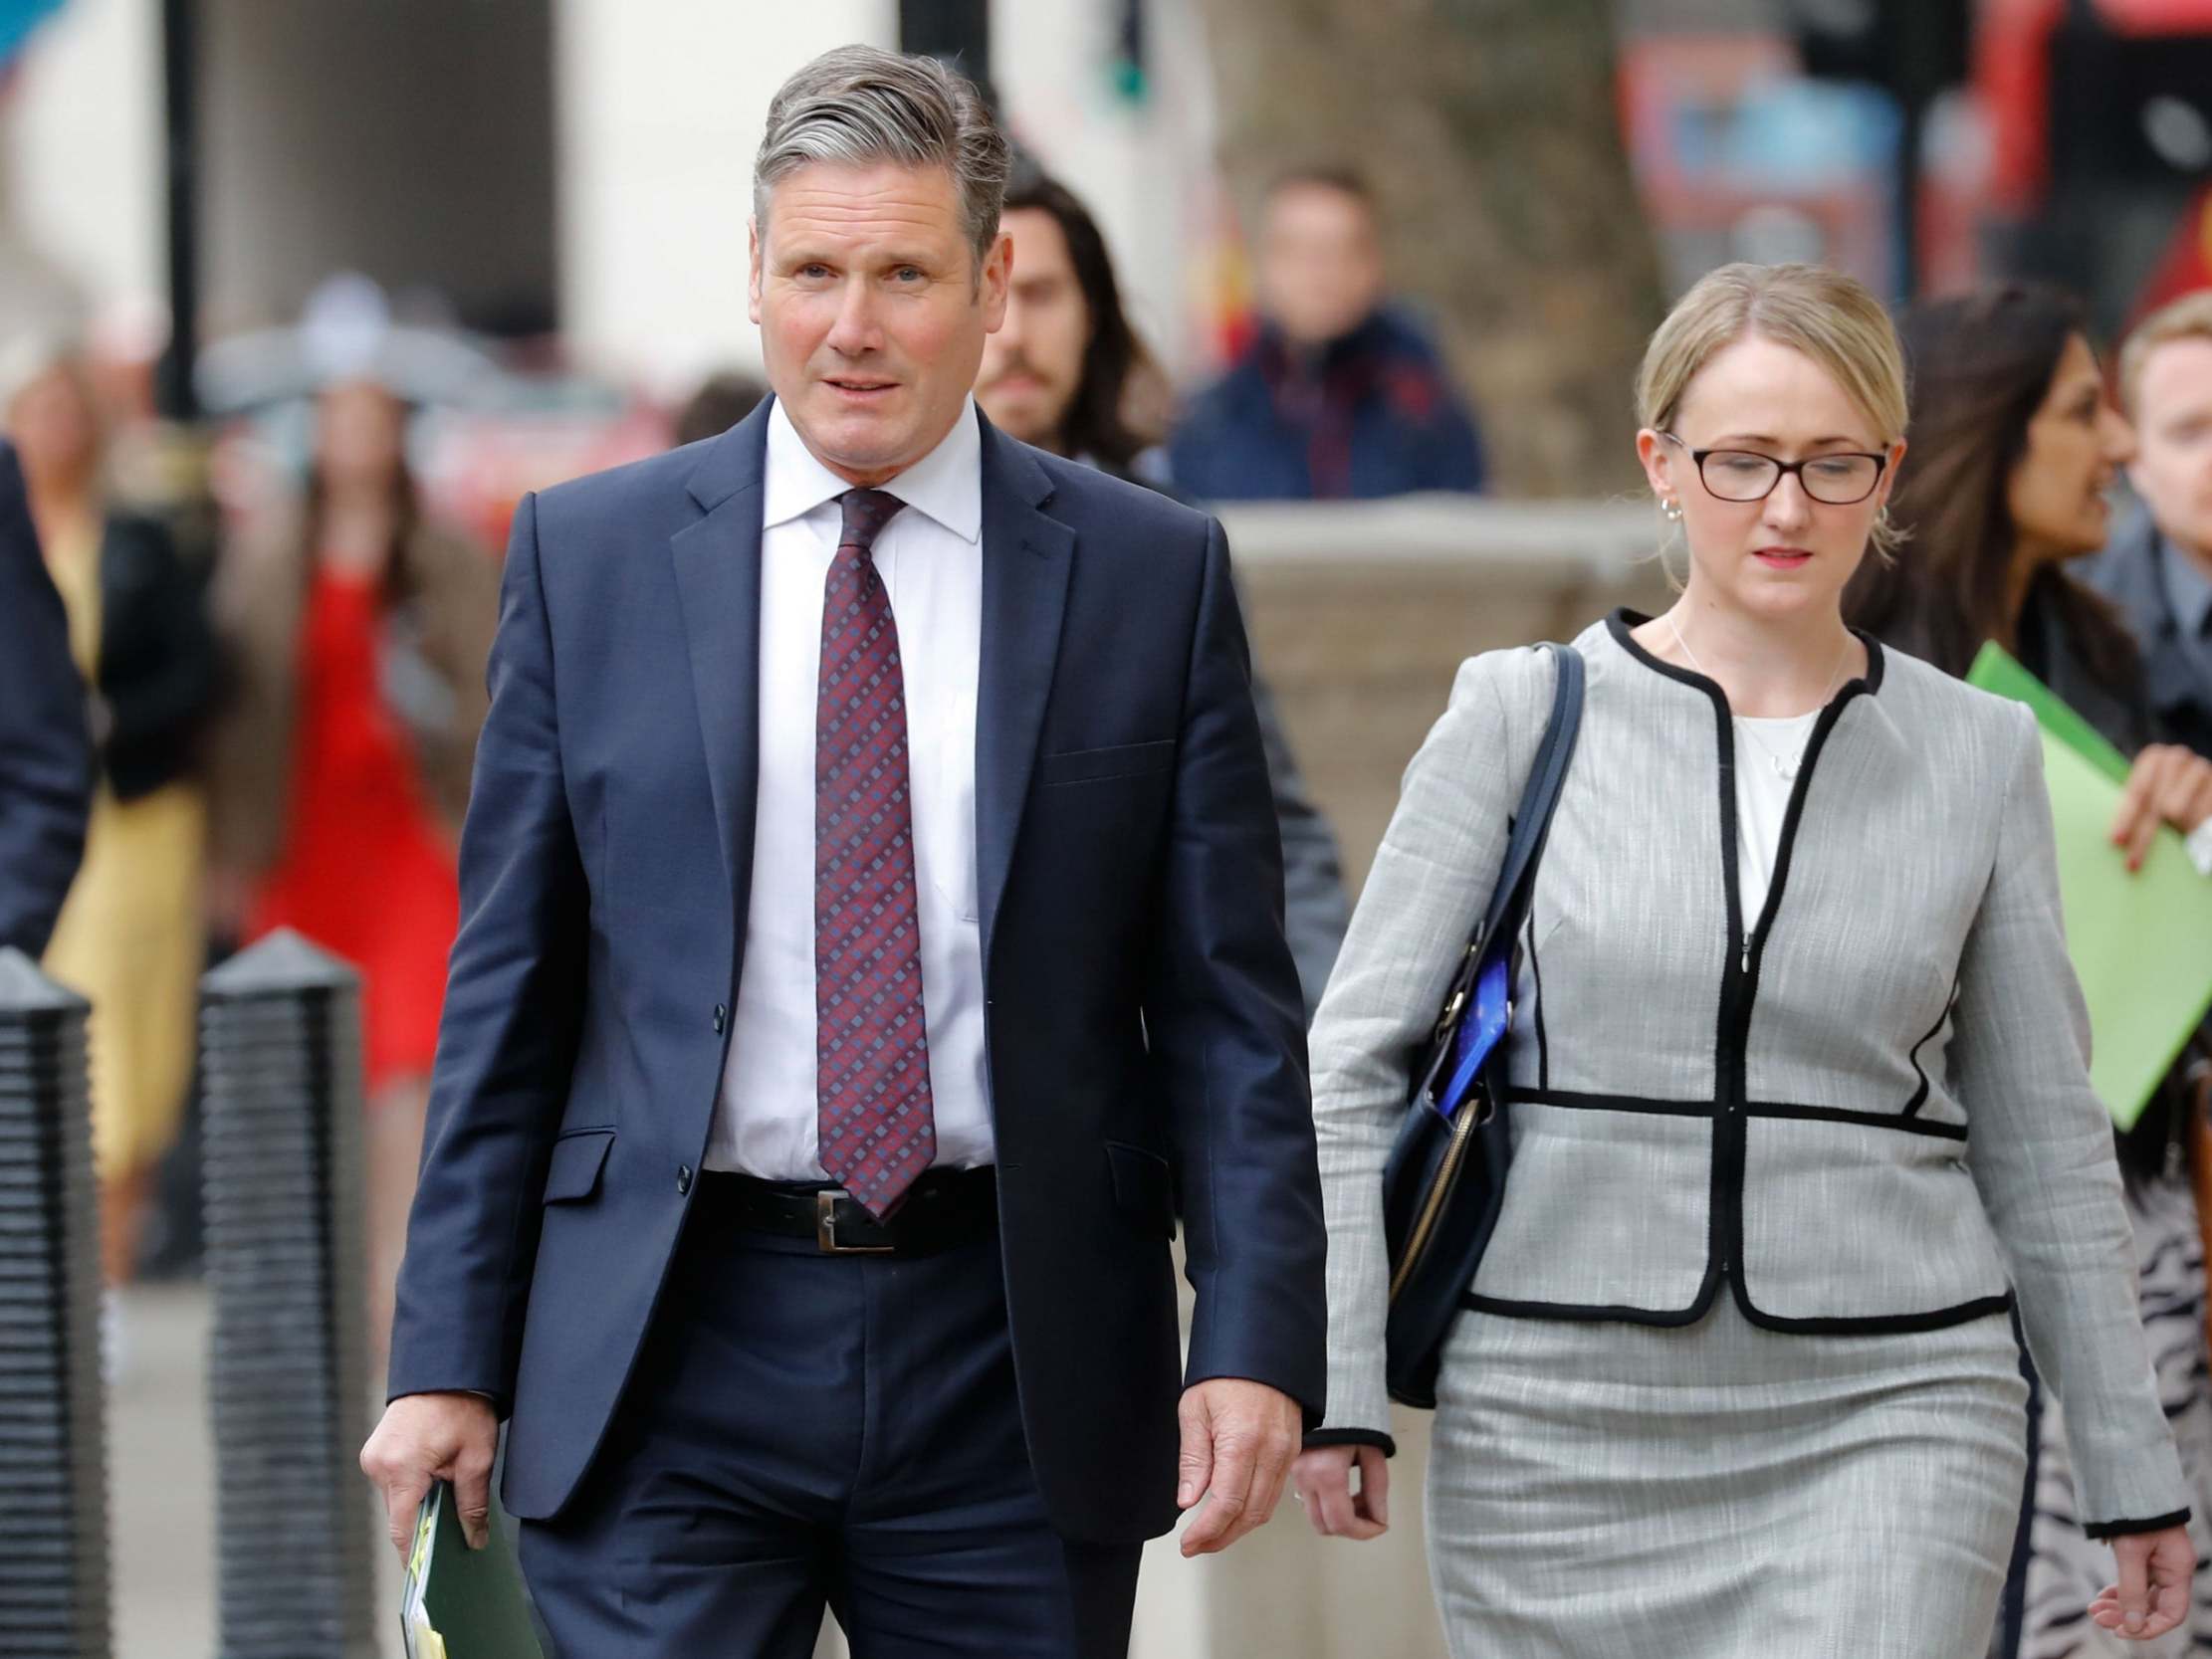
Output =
[{"x1": 1474, "y1": 642, "x2": 1585, "y2": 960}]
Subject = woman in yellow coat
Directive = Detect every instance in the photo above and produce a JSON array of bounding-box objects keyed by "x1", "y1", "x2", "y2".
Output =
[{"x1": 9, "y1": 343, "x2": 217, "y2": 1293}]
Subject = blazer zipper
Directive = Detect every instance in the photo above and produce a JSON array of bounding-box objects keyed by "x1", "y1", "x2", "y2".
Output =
[{"x1": 1710, "y1": 684, "x2": 1867, "y2": 1287}]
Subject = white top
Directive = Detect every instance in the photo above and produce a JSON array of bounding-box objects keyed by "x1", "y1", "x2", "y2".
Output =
[
  {"x1": 706, "y1": 397, "x2": 992, "y2": 1179},
  {"x1": 1732, "y1": 711, "x2": 1818, "y2": 924}
]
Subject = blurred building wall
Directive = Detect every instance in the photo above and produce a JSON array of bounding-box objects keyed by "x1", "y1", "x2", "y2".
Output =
[
  {"x1": 199, "y1": 0, "x2": 558, "y2": 336},
  {"x1": 7, "y1": 0, "x2": 161, "y2": 336}
]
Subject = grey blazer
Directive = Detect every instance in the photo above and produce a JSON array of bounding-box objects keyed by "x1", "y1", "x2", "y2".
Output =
[{"x1": 1311, "y1": 612, "x2": 2190, "y2": 1535}]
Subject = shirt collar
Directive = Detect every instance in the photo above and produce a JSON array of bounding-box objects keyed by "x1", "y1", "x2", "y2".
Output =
[
  {"x1": 762, "y1": 394, "x2": 983, "y2": 544},
  {"x1": 2157, "y1": 531, "x2": 2212, "y2": 641}
]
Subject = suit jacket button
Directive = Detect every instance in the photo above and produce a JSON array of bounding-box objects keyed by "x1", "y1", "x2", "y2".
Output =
[
  {"x1": 712, "y1": 1004, "x2": 727, "y2": 1034},
  {"x1": 676, "y1": 1164, "x2": 693, "y2": 1195}
]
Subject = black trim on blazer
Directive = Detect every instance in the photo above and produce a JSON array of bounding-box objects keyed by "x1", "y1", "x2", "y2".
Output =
[
  {"x1": 2084, "y1": 1508, "x2": 2193, "y2": 1541},
  {"x1": 1901, "y1": 981, "x2": 1959, "y2": 1116},
  {"x1": 1727, "y1": 1276, "x2": 2014, "y2": 1334},
  {"x1": 1463, "y1": 1285, "x2": 2018, "y2": 1337},
  {"x1": 1504, "y1": 1088, "x2": 1970, "y2": 1141},
  {"x1": 1747, "y1": 1100, "x2": 1968, "y2": 1141},
  {"x1": 1464, "y1": 1290, "x2": 1717, "y2": 1326},
  {"x1": 1605, "y1": 609, "x2": 1887, "y2": 698},
  {"x1": 1504, "y1": 1087, "x2": 1708, "y2": 1117},
  {"x1": 1302, "y1": 1427, "x2": 1399, "y2": 1459},
  {"x1": 1527, "y1": 908, "x2": 1551, "y2": 1090}
]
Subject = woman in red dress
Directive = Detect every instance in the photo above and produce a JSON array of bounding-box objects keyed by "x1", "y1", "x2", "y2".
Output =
[{"x1": 209, "y1": 378, "x2": 497, "y2": 1356}]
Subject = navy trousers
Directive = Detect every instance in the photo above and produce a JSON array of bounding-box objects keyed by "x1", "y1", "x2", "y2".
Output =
[{"x1": 517, "y1": 1187, "x2": 1143, "y2": 1658}]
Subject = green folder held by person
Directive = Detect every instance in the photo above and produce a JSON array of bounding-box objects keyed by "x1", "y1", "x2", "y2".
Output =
[
  {"x1": 1967, "y1": 642, "x2": 2212, "y2": 1130},
  {"x1": 402, "y1": 1480, "x2": 544, "y2": 1659}
]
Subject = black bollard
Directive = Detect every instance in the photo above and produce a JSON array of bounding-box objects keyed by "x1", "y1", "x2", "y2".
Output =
[
  {"x1": 0, "y1": 947, "x2": 112, "y2": 1658},
  {"x1": 200, "y1": 930, "x2": 375, "y2": 1659}
]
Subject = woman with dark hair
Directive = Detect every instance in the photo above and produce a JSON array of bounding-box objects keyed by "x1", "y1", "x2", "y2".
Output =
[
  {"x1": 1847, "y1": 284, "x2": 2212, "y2": 1658},
  {"x1": 208, "y1": 376, "x2": 497, "y2": 1356}
]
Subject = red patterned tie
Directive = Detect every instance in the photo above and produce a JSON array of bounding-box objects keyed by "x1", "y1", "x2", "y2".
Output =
[{"x1": 815, "y1": 488, "x2": 936, "y2": 1218}]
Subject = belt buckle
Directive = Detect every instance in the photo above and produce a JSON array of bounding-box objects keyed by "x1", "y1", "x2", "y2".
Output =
[{"x1": 816, "y1": 1191, "x2": 897, "y2": 1255}]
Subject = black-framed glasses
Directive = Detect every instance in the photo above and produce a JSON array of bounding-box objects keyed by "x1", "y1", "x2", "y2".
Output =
[{"x1": 1660, "y1": 431, "x2": 1888, "y2": 506}]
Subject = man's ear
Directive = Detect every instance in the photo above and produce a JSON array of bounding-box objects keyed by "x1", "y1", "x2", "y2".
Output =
[{"x1": 979, "y1": 229, "x2": 1012, "y2": 331}]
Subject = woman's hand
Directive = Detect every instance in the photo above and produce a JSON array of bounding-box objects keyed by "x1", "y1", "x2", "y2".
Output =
[
  {"x1": 2111, "y1": 744, "x2": 2212, "y2": 870},
  {"x1": 2089, "y1": 1525, "x2": 2195, "y2": 1640},
  {"x1": 1289, "y1": 1444, "x2": 1390, "y2": 1542}
]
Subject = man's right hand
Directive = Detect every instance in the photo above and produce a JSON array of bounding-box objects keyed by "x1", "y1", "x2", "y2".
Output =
[{"x1": 359, "y1": 1391, "x2": 500, "y2": 1559}]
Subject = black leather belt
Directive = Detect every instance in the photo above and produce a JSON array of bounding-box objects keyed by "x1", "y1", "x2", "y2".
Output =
[{"x1": 702, "y1": 1166, "x2": 998, "y2": 1255}]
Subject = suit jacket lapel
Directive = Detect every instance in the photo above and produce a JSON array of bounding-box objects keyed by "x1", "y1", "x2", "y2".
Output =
[
  {"x1": 669, "y1": 405, "x2": 772, "y2": 929},
  {"x1": 975, "y1": 418, "x2": 1073, "y2": 960}
]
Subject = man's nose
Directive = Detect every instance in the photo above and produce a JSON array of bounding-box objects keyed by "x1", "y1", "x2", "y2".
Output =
[{"x1": 825, "y1": 281, "x2": 882, "y2": 354}]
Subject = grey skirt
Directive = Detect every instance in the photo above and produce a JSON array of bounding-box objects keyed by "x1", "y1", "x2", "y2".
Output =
[{"x1": 1428, "y1": 1294, "x2": 2028, "y2": 1659}]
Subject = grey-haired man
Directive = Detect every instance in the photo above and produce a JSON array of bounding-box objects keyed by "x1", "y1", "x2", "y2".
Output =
[{"x1": 360, "y1": 44, "x2": 1326, "y2": 1657}]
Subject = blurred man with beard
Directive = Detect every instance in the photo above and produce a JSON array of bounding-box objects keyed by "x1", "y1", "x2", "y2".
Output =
[{"x1": 977, "y1": 164, "x2": 1350, "y2": 1011}]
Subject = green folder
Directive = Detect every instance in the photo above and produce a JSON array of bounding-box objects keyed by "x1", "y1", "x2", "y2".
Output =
[
  {"x1": 1967, "y1": 643, "x2": 2212, "y2": 1129},
  {"x1": 401, "y1": 1482, "x2": 544, "y2": 1659}
]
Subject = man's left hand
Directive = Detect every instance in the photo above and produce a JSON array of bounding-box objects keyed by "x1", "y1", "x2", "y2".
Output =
[{"x1": 1175, "y1": 1378, "x2": 1303, "y2": 1557}]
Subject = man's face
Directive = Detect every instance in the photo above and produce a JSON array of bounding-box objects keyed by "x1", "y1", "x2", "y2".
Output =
[
  {"x1": 2128, "y1": 335, "x2": 2212, "y2": 564},
  {"x1": 1257, "y1": 181, "x2": 1385, "y2": 349},
  {"x1": 750, "y1": 160, "x2": 1010, "y2": 488},
  {"x1": 975, "y1": 207, "x2": 1091, "y2": 453}
]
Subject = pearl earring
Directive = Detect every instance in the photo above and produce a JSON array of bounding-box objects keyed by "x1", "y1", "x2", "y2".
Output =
[{"x1": 1661, "y1": 498, "x2": 1683, "y2": 522}]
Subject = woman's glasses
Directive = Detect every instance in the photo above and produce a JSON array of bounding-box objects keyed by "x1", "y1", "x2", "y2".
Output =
[{"x1": 1660, "y1": 432, "x2": 1888, "y2": 506}]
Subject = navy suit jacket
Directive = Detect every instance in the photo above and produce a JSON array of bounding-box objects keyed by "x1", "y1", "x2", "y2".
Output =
[
  {"x1": 0, "y1": 443, "x2": 91, "y2": 956},
  {"x1": 388, "y1": 402, "x2": 1327, "y2": 1542}
]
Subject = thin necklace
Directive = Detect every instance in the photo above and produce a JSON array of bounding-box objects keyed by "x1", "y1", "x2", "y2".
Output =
[{"x1": 1664, "y1": 611, "x2": 1854, "y2": 782}]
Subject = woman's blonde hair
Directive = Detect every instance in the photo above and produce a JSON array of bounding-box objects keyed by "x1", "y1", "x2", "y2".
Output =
[{"x1": 1636, "y1": 262, "x2": 1909, "y2": 557}]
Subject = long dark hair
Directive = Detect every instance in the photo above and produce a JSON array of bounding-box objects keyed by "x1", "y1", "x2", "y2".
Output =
[
  {"x1": 303, "y1": 379, "x2": 421, "y2": 609},
  {"x1": 1844, "y1": 284, "x2": 2137, "y2": 689},
  {"x1": 1001, "y1": 161, "x2": 1158, "y2": 473}
]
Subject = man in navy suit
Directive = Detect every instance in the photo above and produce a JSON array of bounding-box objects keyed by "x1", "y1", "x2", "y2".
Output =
[
  {"x1": 361, "y1": 44, "x2": 1326, "y2": 1657},
  {"x1": 0, "y1": 441, "x2": 90, "y2": 957}
]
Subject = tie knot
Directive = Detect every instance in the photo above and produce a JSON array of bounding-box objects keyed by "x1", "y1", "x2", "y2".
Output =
[{"x1": 837, "y1": 488, "x2": 905, "y2": 554}]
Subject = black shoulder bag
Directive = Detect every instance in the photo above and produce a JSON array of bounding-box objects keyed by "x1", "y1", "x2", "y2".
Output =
[{"x1": 1382, "y1": 642, "x2": 1584, "y2": 1408}]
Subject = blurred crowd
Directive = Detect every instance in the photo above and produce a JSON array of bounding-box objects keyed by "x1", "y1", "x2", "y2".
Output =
[{"x1": 5, "y1": 131, "x2": 2212, "y2": 1655}]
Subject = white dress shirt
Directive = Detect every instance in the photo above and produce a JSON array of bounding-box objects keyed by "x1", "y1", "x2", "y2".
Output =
[{"x1": 705, "y1": 397, "x2": 992, "y2": 1178}]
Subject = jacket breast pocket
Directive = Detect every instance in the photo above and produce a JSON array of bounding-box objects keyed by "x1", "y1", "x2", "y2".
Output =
[
  {"x1": 1037, "y1": 740, "x2": 1177, "y2": 788},
  {"x1": 1105, "y1": 1141, "x2": 1178, "y2": 1240},
  {"x1": 543, "y1": 1128, "x2": 614, "y2": 1204}
]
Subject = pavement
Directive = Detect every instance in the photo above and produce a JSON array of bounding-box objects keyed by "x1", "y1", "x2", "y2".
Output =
[{"x1": 107, "y1": 1280, "x2": 404, "y2": 1659}]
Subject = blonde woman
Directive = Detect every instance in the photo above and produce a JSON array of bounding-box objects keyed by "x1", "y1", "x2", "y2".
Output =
[
  {"x1": 9, "y1": 344, "x2": 216, "y2": 1299},
  {"x1": 1290, "y1": 263, "x2": 2194, "y2": 1654}
]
